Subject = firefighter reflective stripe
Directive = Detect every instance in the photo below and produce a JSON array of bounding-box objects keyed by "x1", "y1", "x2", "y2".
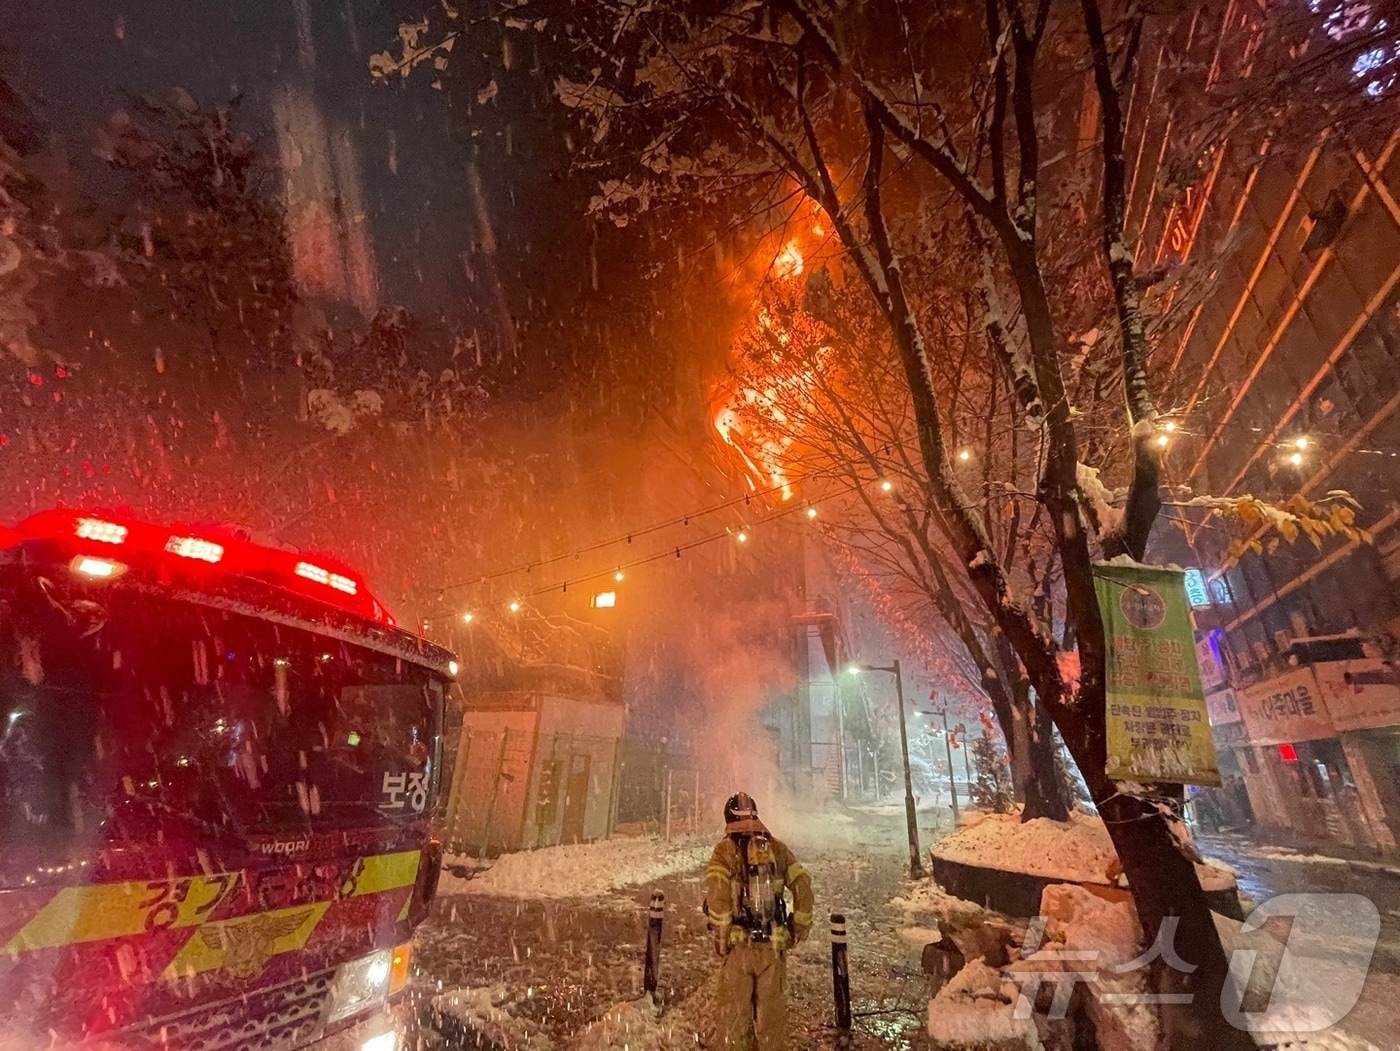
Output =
[
  {"x1": 3, "y1": 873, "x2": 239, "y2": 954},
  {"x1": 786, "y1": 863, "x2": 807, "y2": 886},
  {"x1": 792, "y1": 911, "x2": 813, "y2": 926},
  {"x1": 706, "y1": 862, "x2": 732, "y2": 881}
]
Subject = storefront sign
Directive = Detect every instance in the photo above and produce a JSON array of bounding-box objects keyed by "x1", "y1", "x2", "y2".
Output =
[
  {"x1": 1211, "y1": 720, "x2": 1249, "y2": 748},
  {"x1": 1095, "y1": 563, "x2": 1220, "y2": 785},
  {"x1": 1312, "y1": 658, "x2": 1400, "y2": 732},
  {"x1": 1237, "y1": 666, "x2": 1335, "y2": 745},
  {"x1": 1197, "y1": 631, "x2": 1228, "y2": 693},
  {"x1": 1184, "y1": 568, "x2": 1211, "y2": 608},
  {"x1": 1206, "y1": 687, "x2": 1241, "y2": 726}
]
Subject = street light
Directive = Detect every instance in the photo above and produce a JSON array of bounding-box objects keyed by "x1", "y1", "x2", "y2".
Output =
[
  {"x1": 931, "y1": 705, "x2": 961, "y2": 826},
  {"x1": 847, "y1": 659, "x2": 924, "y2": 879}
]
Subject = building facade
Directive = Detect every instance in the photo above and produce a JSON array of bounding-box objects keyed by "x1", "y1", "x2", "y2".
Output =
[{"x1": 1131, "y1": 1, "x2": 1400, "y2": 849}]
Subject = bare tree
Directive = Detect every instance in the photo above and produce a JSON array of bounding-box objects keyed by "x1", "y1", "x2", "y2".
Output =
[
  {"x1": 716, "y1": 274, "x2": 1070, "y2": 817},
  {"x1": 383, "y1": 2, "x2": 1379, "y2": 1042}
]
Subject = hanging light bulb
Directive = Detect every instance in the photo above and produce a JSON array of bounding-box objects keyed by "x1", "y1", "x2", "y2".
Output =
[
  {"x1": 614, "y1": 570, "x2": 625, "y2": 582},
  {"x1": 508, "y1": 600, "x2": 521, "y2": 613},
  {"x1": 957, "y1": 448, "x2": 971, "y2": 462},
  {"x1": 1156, "y1": 434, "x2": 1171, "y2": 448},
  {"x1": 737, "y1": 530, "x2": 749, "y2": 543},
  {"x1": 880, "y1": 479, "x2": 893, "y2": 492},
  {"x1": 806, "y1": 506, "x2": 818, "y2": 519},
  {"x1": 462, "y1": 612, "x2": 474, "y2": 624},
  {"x1": 1295, "y1": 436, "x2": 1310, "y2": 451}
]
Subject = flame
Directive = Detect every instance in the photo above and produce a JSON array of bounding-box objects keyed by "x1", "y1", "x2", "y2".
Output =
[
  {"x1": 773, "y1": 240, "x2": 804, "y2": 280},
  {"x1": 714, "y1": 399, "x2": 793, "y2": 499}
]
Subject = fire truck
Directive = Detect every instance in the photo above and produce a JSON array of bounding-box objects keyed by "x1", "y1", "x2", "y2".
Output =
[{"x1": 0, "y1": 509, "x2": 453, "y2": 1050}]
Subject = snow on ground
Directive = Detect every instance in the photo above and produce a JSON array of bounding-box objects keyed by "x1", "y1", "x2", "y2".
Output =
[
  {"x1": 418, "y1": 811, "x2": 935, "y2": 1049},
  {"x1": 1250, "y1": 845, "x2": 1352, "y2": 865},
  {"x1": 432, "y1": 988, "x2": 697, "y2": 1051},
  {"x1": 432, "y1": 986, "x2": 556, "y2": 1050},
  {"x1": 571, "y1": 994, "x2": 694, "y2": 1051},
  {"x1": 933, "y1": 808, "x2": 1235, "y2": 891},
  {"x1": 439, "y1": 836, "x2": 711, "y2": 899}
]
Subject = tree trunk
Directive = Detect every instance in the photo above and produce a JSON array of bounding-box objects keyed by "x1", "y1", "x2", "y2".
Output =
[
  {"x1": 1021, "y1": 697, "x2": 1067, "y2": 822},
  {"x1": 992, "y1": 630, "x2": 1066, "y2": 821},
  {"x1": 1055, "y1": 676, "x2": 1257, "y2": 1051}
]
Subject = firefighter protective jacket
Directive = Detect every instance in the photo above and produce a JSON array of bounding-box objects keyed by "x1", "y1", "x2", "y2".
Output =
[{"x1": 704, "y1": 825, "x2": 814, "y2": 944}]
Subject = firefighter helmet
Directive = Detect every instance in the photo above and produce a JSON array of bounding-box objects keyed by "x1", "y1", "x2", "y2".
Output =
[{"x1": 724, "y1": 792, "x2": 759, "y2": 825}]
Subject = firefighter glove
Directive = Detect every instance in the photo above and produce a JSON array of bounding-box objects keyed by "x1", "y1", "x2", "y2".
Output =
[{"x1": 791, "y1": 922, "x2": 811, "y2": 947}]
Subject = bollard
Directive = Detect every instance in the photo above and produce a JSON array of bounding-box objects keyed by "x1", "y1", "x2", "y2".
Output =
[
  {"x1": 830, "y1": 912, "x2": 852, "y2": 1042},
  {"x1": 643, "y1": 891, "x2": 665, "y2": 996}
]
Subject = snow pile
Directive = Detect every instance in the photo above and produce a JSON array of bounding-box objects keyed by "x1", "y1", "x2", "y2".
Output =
[
  {"x1": 1036, "y1": 883, "x2": 1143, "y2": 963},
  {"x1": 432, "y1": 986, "x2": 554, "y2": 1050},
  {"x1": 439, "y1": 835, "x2": 710, "y2": 899},
  {"x1": 892, "y1": 876, "x2": 992, "y2": 919},
  {"x1": 571, "y1": 994, "x2": 693, "y2": 1051},
  {"x1": 926, "y1": 959, "x2": 1040, "y2": 1049},
  {"x1": 1261, "y1": 1037, "x2": 1381, "y2": 1051},
  {"x1": 1014, "y1": 884, "x2": 1155, "y2": 1051},
  {"x1": 891, "y1": 878, "x2": 993, "y2": 926},
  {"x1": 934, "y1": 810, "x2": 1118, "y2": 883},
  {"x1": 898, "y1": 925, "x2": 943, "y2": 949},
  {"x1": 933, "y1": 810, "x2": 1235, "y2": 892}
]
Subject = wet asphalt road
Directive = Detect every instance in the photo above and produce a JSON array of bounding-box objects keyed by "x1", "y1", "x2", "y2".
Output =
[
  {"x1": 1198, "y1": 833, "x2": 1400, "y2": 970},
  {"x1": 1197, "y1": 832, "x2": 1400, "y2": 1048}
]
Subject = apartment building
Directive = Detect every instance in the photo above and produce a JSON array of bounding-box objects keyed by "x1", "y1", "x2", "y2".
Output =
[{"x1": 1130, "y1": 1, "x2": 1400, "y2": 849}]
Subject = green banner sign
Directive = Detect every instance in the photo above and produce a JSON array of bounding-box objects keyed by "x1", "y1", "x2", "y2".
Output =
[{"x1": 1094, "y1": 563, "x2": 1220, "y2": 786}]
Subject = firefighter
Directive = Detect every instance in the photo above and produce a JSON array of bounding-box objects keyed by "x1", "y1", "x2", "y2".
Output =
[{"x1": 704, "y1": 792, "x2": 814, "y2": 1051}]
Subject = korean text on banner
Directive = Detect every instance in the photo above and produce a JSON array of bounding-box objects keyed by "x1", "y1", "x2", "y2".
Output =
[{"x1": 1094, "y1": 563, "x2": 1220, "y2": 786}]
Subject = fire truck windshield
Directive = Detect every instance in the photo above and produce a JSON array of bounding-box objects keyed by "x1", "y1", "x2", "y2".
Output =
[{"x1": 0, "y1": 581, "x2": 443, "y2": 882}]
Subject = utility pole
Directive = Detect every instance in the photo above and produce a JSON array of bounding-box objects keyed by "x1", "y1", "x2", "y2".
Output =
[{"x1": 847, "y1": 660, "x2": 924, "y2": 879}]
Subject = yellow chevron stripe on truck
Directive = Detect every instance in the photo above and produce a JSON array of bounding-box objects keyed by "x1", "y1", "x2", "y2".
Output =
[
  {"x1": 2, "y1": 851, "x2": 420, "y2": 960},
  {"x1": 354, "y1": 851, "x2": 420, "y2": 897},
  {"x1": 3, "y1": 873, "x2": 238, "y2": 954}
]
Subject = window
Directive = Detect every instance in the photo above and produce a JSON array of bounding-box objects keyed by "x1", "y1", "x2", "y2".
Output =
[{"x1": 0, "y1": 582, "x2": 443, "y2": 874}]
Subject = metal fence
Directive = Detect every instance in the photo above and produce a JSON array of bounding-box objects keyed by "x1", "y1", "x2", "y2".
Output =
[
  {"x1": 437, "y1": 729, "x2": 703, "y2": 856},
  {"x1": 612, "y1": 737, "x2": 705, "y2": 838}
]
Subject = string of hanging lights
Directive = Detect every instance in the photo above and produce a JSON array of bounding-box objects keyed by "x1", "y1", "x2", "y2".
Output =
[{"x1": 425, "y1": 472, "x2": 906, "y2": 626}]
